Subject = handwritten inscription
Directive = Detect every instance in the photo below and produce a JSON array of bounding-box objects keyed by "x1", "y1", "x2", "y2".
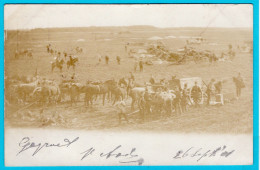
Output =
[
  {"x1": 173, "y1": 146, "x2": 235, "y2": 162},
  {"x1": 16, "y1": 137, "x2": 236, "y2": 165},
  {"x1": 81, "y1": 145, "x2": 144, "y2": 165},
  {"x1": 17, "y1": 137, "x2": 79, "y2": 156}
]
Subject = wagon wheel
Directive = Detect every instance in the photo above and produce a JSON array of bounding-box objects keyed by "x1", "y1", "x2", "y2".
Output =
[{"x1": 189, "y1": 88, "x2": 203, "y2": 105}]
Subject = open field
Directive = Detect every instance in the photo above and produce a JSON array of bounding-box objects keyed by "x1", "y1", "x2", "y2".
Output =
[{"x1": 4, "y1": 26, "x2": 253, "y2": 133}]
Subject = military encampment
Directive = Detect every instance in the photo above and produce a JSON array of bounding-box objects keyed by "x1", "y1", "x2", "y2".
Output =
[{"x1": 4, "y1": 26, "x2": 252, "y2": 133}]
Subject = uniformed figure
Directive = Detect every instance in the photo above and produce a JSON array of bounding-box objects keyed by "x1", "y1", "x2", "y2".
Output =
[
  {"x1": 191, "y1": 81, "x2": 202, "y2": 107},
  {"x1": 139, "y1": 59, "x2": 144, "y2": 72},
  {"x1": 149, "y1": 75, "x2": 155, "y2": 85},
  {"x1": 234, "y1": 72, "x2": 245, "y2": 98},
  {"x1": 105, "y1": 55, "x2": 109, "y2": 65},
  {"x1": 144, "y1": 88, "x2": 151, "y2": 115},
  {"x1": 138, "y1": 94, "x2": 146, "y2": 122},
  {"x1": 181, "y1": 84, "x2": 188, "y2": 113},
  {"x1": 116, "y1": 56, "x2": 121, "y2": 65},
  {"x1": 115, "y1": 96, "x2": 128, "y2": 124},
  {"x1": 206, "y1": 78, "x2": 215, "y2": 105},
  {"x1": 174, "y1": 87, "x2": 182, "y2": 114}
]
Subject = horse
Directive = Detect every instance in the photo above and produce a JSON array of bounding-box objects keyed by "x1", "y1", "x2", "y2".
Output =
[
  {"x1": 98, "y1": 79, "x2": 117, "y2": 105},
  {"x1": 51, "y1": 59, "x2": 64, "y2": 73},
  {"x1": 15, "y1": 81, "x2": 39, "y2": 104},
  {"x1": 129, "y1": 87, "x2": 146, "y2": 110},
  {"x1": 68, "y1": 83, "x2": 84, "y2": 106},
  {"x1": 83, "y1": 84, "x2": 100, "y2": 106},
  {"x1": 110, "y1": 84, "x2": 127, "y2": 105},
  {"x1": 150, "y1": 91, "x2": 176, "y2": 117},
  {"x1": 32, "y1": 84, "x2": 61, "y2": 104},
  {"x1": 67, "y1": 56, "x2": 78, "y2": 70},
  {"x1": 118, "y1": 77, "x2": 128, "y2": 87}
]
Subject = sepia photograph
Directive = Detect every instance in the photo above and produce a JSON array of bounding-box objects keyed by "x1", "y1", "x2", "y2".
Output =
[{"x1": 4, "y1": 4, "x2": 254, "y2": 166}]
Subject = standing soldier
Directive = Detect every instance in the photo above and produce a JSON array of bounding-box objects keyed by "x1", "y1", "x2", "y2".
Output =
[
  {"x1": 115, "y1": 96, "x2": 129, "y2": 125},
  {"x1": 144, "y1": 88, "x2": 151, "y2": 116},
  {"x1": 206, "y1": 78, "x2": 215, "y2": 106},
  {"x1": 149, "y1": 74, "x2": 155, "y2": 85},
  {"x1": 105, "y1": 55, "x2": 109, "y2": 65},
  {"x1": 234, "y1": 72, "x2": 245, "y2": 98},
  {"x1": 63, "y1": 52, "x2": 67, "y2": 60},
  {"x1": 139, "y1": 58, "x2": 144, "y2": 72},
  {"x1": 191, "y1": 81, "x2": 202, "y2": 108},
  {"x1": 138, "y1": 94, "x2": 146, "y2": 122},
  {"x1": 181, "y1": 84, "x2": 188, "y2": 113},
  {"x1": 174, "y1": 87, "x2": 182, "y2": 114},
  {"x1": 116, "y1": 56, "x2": 121, "y2": 65}
]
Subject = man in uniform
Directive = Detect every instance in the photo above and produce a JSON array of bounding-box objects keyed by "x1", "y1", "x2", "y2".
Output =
[
  {"x1": 116, "y1": 56, "x2": 121, "y2": 65},
  {"x1": 234, "y1": 72, "x2": 245, "y2": 98},
  {"x1": 105, "y1": 55, "x2": 109, "y2": 65},
  {"x1": 139, "y1": 58, "x2": 144, "y2": 72},
  {"x1": 174, "y1": 86, "x2": 182, "y2": 114},
  {"x1": 149, "y1": 75, "x2": 155, "y2": 85},
  {"x1": 181, "y1": 84, "x2": 188, "y2": 113},
  {"x1": 138, "y1": 93, "x2": 146, "y2": 122},
  {"x1": 206, "y1": 78, "x2": 215, "y2": 106},
  {"x1": 191, "y1": 81, "x2": 202, "y2": 108},
  {"x1": 144, "y1": 88, "x2": 151, "y2": 116}
]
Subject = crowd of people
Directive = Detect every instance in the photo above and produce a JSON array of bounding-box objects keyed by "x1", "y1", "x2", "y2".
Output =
[{"x1": 113, "y1": 72, "x2": 245, "y2": 124}]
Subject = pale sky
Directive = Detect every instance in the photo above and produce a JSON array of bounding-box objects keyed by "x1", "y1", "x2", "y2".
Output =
[{"x1": 4, "y1": 4, "x2": 253, "y2": 30}]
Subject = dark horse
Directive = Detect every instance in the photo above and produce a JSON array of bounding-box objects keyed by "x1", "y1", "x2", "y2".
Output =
[
  {"x1": 99, "y1": 79, "x2": 117, "y2": 105},
  {"x1": 67, "y1": 56, "x2": 78, "y2": 70},
  {"x1": 51, "y1": 59, "x2": 64, "y2": 72}
]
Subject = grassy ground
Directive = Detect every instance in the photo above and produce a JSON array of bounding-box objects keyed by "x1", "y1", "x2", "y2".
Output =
[{"x1": 4, "y1": 27, "x2": 253, "y2": 134}]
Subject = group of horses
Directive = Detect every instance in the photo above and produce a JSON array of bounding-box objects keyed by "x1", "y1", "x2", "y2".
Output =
[
  {"x1": 14, "y1": 48, "x2": 33, "y2": 59},
  {"x1": 6, "y1": 74, "x2": 181, "y2": 117},
  {"x1": 46, "y1": 44, "x2": 80, "y2": 72}
]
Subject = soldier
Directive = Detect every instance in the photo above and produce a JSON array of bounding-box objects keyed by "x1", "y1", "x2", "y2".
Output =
[
  {"x1": 63, "y1": 52, "x2": 67, "y2": 59},
  {"x1": 139, "y1": 58, "x2": 144, "y2": 72},
  {"x1": 115, "y1": 96, "x2": 128, "y2": 125},
  {"x1": 181, "y1": 84, "x2": 188, "y2": 113},
  {"x1": 234, "y1": 72, "x2": 245, "y2": 98},
  {"x1": 105, "y1": 55, "x2": 109, "y2": 65},
  {"x1": 149, "y1": 75, "x2": 155, "y2": 85},
  {"x1": 144, "y1": 88, "x2": 151, "y2": 115},
  {"x1": 206, "y1": 79, "x2": 215, "y2": 105},
  {"x1": 138, "y1": 93, "x2": 146, "y2": 122},
  {"x1": 174, "y1": 86, "x2": 182, "y2": 114},
  {"x1": 191, "y1": 81, "x2": 202, "y2": 108},
  {"x1": 116, "y1": 56, "x2": 121, "y2": 65}
]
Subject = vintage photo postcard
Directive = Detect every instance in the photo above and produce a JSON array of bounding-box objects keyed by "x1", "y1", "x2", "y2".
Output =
[{"x1": 4, "y1": 4, "x2": 254, "y2": 166}]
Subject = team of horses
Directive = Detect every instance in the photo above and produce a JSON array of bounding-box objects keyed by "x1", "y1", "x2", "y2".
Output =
[{"x1": 6, "y1": 75, "x2": 180, "y2": 117}]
